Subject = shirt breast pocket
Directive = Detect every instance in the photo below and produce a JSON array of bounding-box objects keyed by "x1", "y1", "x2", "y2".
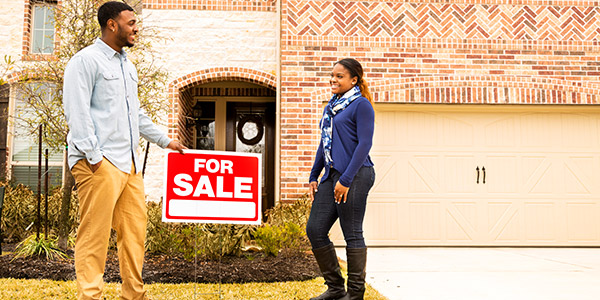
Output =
[{"x1": 97, "y1": 71, "x2": 124, "y2": 103}]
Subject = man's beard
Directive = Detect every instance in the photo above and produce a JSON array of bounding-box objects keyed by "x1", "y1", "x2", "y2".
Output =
[{"x1": 117, "y1": 24, "x2": 135, "y2": 48}]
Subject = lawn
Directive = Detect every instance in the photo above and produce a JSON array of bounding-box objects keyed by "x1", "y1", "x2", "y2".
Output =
[{"x1": 0, "y1": 278, "x2": 389, "y2": 300}]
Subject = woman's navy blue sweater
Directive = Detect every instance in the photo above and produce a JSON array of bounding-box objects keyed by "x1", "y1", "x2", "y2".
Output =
[{"x1": 309, "y1": 96, "x2": 375, "y2": 187}]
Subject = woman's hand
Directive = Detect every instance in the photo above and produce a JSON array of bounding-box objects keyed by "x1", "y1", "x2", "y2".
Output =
[
  {"x1": 334, "y1": 182, "x2": 349, "y2": 204},
  {"x1": 309, "y1": 181, "x2": 319, "y2": 202}
]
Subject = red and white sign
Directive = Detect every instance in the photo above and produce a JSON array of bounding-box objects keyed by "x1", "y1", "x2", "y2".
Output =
[{"x1": 162, "y1": 150, "x2": 262, "y2": 225}]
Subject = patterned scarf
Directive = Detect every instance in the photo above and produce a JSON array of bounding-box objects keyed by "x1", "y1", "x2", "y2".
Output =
[{"x1": 321, "y1": 86, "x2": 362, "y2": 167}]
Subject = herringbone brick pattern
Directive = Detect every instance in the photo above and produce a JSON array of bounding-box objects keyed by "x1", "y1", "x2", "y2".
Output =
[
  {"x1": 279, "y1": 0, "x2": 600, "y2": 200},
  {"x1": 286, "y1": 1, "x2": 600, "y2": 41}
]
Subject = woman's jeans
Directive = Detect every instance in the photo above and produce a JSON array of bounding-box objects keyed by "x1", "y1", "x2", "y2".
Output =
[{"x1": 306, "y1": 166, "x2": 375, "y2": 249}]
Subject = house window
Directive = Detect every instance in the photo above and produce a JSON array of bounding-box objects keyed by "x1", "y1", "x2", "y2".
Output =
[
  {"x1": 10, "y1": 83, "x2": 62, "y2": 187},
  {"x1": 31, "y1": 4, "x2": 55, "y2": 54},
  {"x1": 24, "y1": 0, "x2": 56, "y2": 55}
]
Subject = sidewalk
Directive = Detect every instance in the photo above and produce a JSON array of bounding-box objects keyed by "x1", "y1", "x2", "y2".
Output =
[{"x1": 336, "y1": 247, "x2": 600, "y2": 300}]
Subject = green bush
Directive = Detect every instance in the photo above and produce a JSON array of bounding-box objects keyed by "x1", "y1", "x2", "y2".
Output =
[
  {"x1": 254, "y1": 224, "x2": 282, "y2": 256},
  {"x1": 265, "y1": 196, "x2": 312, "y2": 229},
  {"x1": 254, "y1": 197, "x2": 312, "y2": 256},
  {"x1": 279, "y1": 222, "x2": 308, "y2": 255},
  {"x1": 0, "y1": 182, "x2": 79, "y2": 243},
  {"x1": 254, "y1": 221, "x2": 309, "y2": 257},
  {"x1": 12, "y1": 233, "x2": 71, "y2": 260},
  {"x1": 145, "y1": 201, "x2": 255, "y2": 260}
]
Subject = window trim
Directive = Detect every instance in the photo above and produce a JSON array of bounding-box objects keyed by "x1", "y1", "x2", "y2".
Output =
[
  {"x1": 7, "y1": 83, "x2": 64, "y2": 186},
  {"x1": 22, "y1": 0, "x2": 59, "y2": 60}
]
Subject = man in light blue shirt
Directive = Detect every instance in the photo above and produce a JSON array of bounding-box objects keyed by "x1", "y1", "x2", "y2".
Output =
[{"x1": 62, "y1": 2, "x2": 183, "y2": 299}]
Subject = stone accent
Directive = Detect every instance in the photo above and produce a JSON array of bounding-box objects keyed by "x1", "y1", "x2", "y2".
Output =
[
  {"x1": 141, "y1": 8, "x2": 278, "y2": 201},
  {"x1": 143, "y1": 0, "x2": 276, "y2": 12},
  {"x1": 0, "y1": 0, "x2": 25, "y2": 61},
  {"x1": 142, "y1": 9, "x2": 278, "y2": 81}
]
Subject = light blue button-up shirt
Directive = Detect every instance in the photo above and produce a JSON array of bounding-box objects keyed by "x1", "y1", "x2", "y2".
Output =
[{"x1": 63, "y1": 38, "x2": 171, "y2": 174}]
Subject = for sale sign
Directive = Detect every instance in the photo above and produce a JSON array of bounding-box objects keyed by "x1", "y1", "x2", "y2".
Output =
[{"x1": 162, "y1": 150, "x2": 262, "y2": 225}]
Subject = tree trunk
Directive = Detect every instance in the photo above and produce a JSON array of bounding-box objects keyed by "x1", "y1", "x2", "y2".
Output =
[{"x1": 58, "y1": 148, "x2": 75, "y2": 251}]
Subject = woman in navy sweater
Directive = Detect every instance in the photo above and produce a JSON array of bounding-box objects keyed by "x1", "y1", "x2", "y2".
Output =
[{"x1": 306, "y1": 58, "x2": 376, "y2": 300}]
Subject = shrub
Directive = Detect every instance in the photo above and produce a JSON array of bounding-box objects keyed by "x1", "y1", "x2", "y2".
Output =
[
  {"x1": 146, "y1": 197, "x2": 313, "y2": 259},
  {"x1": 265, "y1": 196, "x2": 312, "y2": 229},
  {"x1": 254, "y1": 224, "x2": 282, "y2": 256},
  {"x1": 255, "y1": 197, "x2": 313, "y2": 256},
  {"x1": 254, "y1": 221, "x2": 309, "y2": 257},
  {"x1": 145, "y1": 201, "x2": 255, "y2": 260},
  {"x1": 12, "y1": 233, "x2": 71, "y2": 260},
  {"x1": 0, "y1": 182, "x2": 79, "y2": 243}
]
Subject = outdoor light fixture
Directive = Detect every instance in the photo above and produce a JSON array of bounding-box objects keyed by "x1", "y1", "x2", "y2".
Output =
[{"x1": 185, "y1": 100, "x2": 204, "y2": 129}]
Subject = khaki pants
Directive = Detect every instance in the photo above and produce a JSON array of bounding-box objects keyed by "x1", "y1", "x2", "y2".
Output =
[{"x1": 71, "y1": 158, "x2": 148, "y2": 300}]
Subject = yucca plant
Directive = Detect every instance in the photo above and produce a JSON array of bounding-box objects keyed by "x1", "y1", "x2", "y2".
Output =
[{"x1": 12, "y1": 233, "x2": 71, "y2": 261}]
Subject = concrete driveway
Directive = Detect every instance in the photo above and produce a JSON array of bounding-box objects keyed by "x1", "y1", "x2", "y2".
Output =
[{"x1": 336, "y1": 247, "x2": 600, "y2": 300}]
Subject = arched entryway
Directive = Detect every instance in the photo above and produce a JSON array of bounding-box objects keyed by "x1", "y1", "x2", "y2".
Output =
[{"x1": 168, "y1": 68, "x2": 277, "y2": 213}]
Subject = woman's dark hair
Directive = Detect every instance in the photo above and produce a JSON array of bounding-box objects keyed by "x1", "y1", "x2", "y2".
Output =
[
  {"x1": 335, "y1": 58, "x2": 374, "y2": 106},
  {"x1": 98, "y1": 1, "x2": 134, "y2": 30}
]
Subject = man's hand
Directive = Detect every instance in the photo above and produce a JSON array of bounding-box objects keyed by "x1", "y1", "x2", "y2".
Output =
[
  {"x1": 309, "y1": 181, "x2": 318, "y2": 202},
  {"x1": 167, "y1": 140, "x2": 186, "y2": 154},
  {"x1": 90, "y1": 160, "x2": 102, "y2": 173}
]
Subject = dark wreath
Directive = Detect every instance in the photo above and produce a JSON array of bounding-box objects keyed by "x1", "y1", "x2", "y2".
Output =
[{"x1": 237, "y1": 114, "x2": 264, "y2": 145}]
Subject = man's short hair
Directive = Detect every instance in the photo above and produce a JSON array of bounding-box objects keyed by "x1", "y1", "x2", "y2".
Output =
[{"x1": 98, "y1": 1, "x2": 134, "y2": 30}]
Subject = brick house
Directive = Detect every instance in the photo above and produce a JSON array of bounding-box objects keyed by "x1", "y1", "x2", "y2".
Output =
[{"x1": 2, "y1": 0, "x2": 600, "y2": 246}]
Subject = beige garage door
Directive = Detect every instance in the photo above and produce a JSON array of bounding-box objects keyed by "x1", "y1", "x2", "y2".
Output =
[{"x1": 331, "y1": 105, "x2": 600, "y2": 246}]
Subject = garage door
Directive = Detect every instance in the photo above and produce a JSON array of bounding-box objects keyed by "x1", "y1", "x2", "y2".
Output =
[{"x1": 331, "y1": 105, "x2": 600, "y2": 246}]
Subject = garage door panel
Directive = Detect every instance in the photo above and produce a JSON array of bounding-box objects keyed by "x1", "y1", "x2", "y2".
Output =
[
  {"x1": 363, "y1": 201, "x2": 400, "y2": 243},
  {"x1": 444, "y1": 155, "x2": 477, "y2": 194},
  {"x1": 484, "y1": 115, "x2": 518, "y2": 148},
  {"x1": 373, "y1": 111, "x2": 402, "y2": 147},
  {"x1": 570, "y1": 157, "x2": 597, "y2": 187},
  {"x1": 561, "y1": 114, "x2": 597, "y2": 149},
  {"x1": 482, "y1": 156, "x2": 519, "y2": 194},
  {"x1": 406, "y1": 112, "x2": 438, "y2": 147},
  {"x1": 487, "y1": 202, "x2": 521, "y2": 242},
  {"x1": 408, "y1": 156, "x2": 440, "y2": 194},
  {"x1": 409, "y1": 202, "x2": 442, "y2": 241},
  {"x1": 566, "y1": 202, "x2": 600, "y2": 241},
  {"x1": 370, "y1": 154, "x2": 400, "y2": 194},
  {"x1": 523, "y1": 158, "x2": 555, "y2": 195},
  {"x1": 520, "y1": 113, "x2": 557, "y2": 148},
  {"x1": 563, "y1": 157, "x2": 598, "y2": 195},
  {"x1": 524, "y1": 202, "x2": 557, "y2": 241},
  {"x1": 440, "y1": 115, "x2": 475, "y2": 147},
  {"x1": 446, "y1": 202, "x2": 478, "y2": 242}
]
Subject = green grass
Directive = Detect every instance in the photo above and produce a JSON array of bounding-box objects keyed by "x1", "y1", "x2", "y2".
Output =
[{"x1": 0, "y1": 278, "x2": 389, "y2": 300}]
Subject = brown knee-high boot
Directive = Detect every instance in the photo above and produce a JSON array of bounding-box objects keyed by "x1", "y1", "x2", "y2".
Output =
[{"x1": 310, "y1": 243, "x2": 348, "y2": 300}]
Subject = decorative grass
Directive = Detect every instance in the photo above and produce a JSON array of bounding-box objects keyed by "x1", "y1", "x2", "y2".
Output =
[{"x1": 0, "y1": 278, "x2": 389, "y2": 300}]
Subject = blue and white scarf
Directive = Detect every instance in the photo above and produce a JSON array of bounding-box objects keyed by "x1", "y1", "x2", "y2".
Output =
[{"x1": 321, "y1": 86, "x2": 362, "y2": 167}]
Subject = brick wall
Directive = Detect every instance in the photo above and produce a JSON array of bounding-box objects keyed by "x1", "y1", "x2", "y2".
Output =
[{"x1": 279, "y1": 0, "x2": 600, "y2": 200}]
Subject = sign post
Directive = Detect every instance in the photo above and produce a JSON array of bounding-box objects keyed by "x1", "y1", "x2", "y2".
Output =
[
  {"x1": 163, "y1": 149, "x2": 262, "y2": 225},
  {"x1": 163, "y1": 149, "x2": 262, "y2": 299}
]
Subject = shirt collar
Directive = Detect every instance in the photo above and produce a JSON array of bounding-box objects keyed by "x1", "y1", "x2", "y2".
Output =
[{"x1": 95, "y1": 38, "x2": 127, "y2": 60}]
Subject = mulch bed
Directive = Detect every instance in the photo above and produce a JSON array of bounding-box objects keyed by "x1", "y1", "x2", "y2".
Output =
[{"x1": 0, "y1": 244, "x2": 320, "y2": 283}]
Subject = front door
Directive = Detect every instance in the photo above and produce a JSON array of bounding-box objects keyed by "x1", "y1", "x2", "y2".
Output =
[{"x1": 226, "y1": 102, "x2": 276, "y2": 213}]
